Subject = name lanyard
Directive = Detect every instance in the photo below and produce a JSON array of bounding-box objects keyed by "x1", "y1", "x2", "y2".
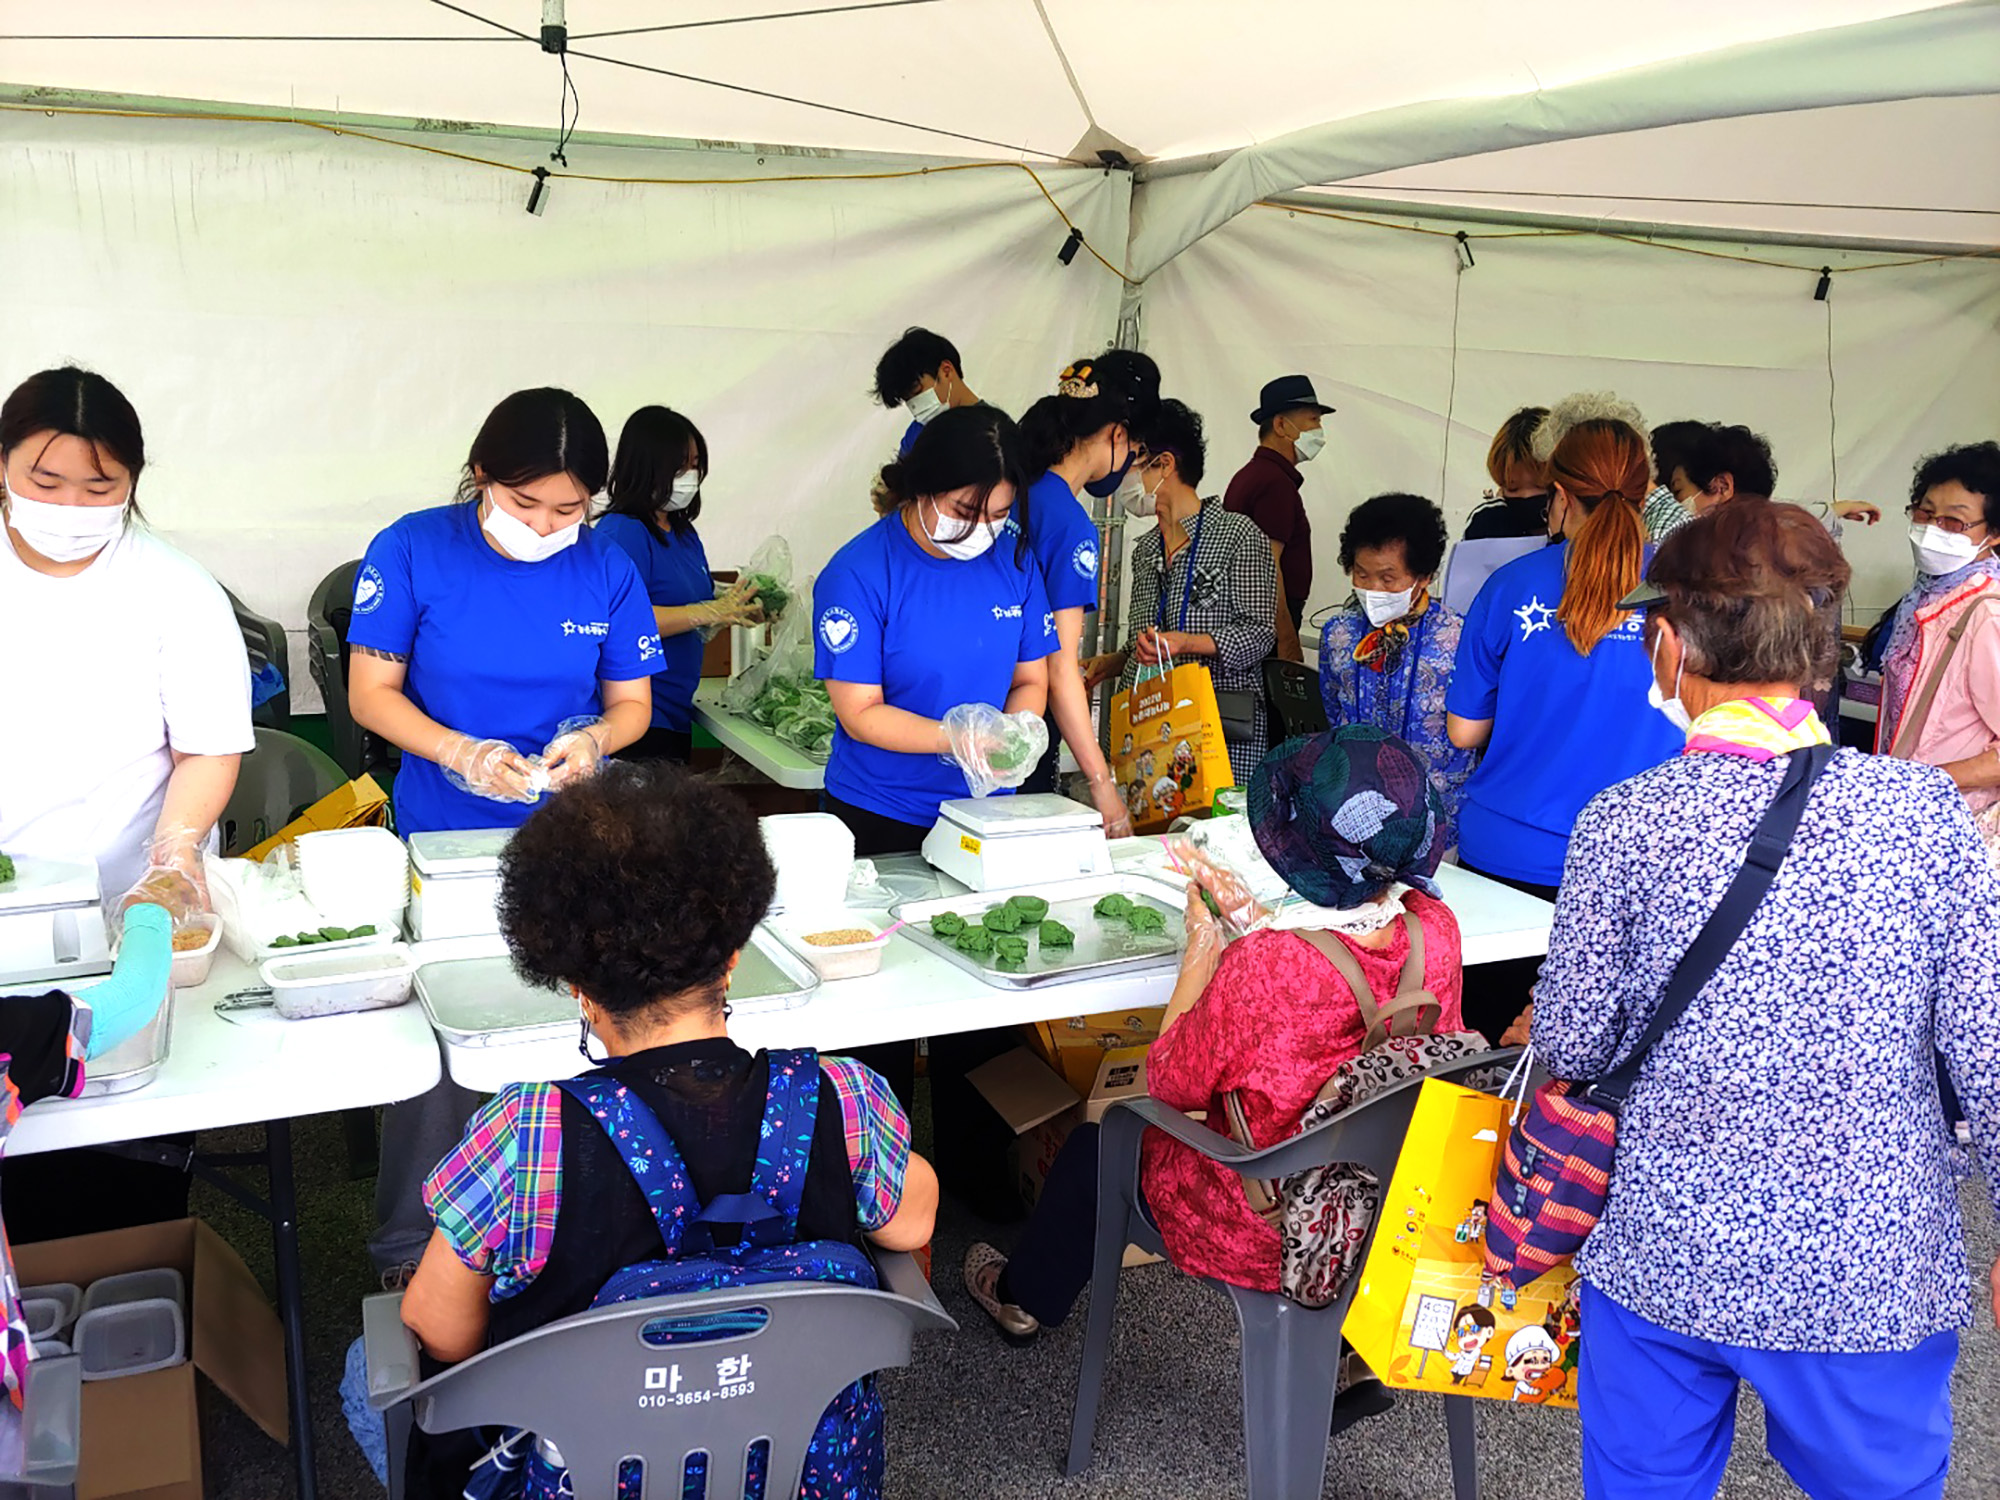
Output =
[{"x1": 1155, "y1": 505, "x2": 1206, "y2": 633}]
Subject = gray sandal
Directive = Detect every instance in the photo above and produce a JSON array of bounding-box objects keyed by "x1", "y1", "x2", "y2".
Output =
[{"x1": 963, "y1": 1241, "x2": 1040, "y2": 1346}]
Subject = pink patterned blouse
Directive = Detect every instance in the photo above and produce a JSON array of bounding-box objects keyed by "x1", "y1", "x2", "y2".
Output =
[{"x1": 1141, "y1": 891, "x2": 1465, "y2": 1291}]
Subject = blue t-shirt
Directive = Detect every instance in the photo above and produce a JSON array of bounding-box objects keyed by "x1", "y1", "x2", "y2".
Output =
[
  {"x1": 593, "y1": 513, "x2": 710, "y2": 735},
  {"x1": 814, "y1": 512, "x2": 1059, "y2": 826},
  {"x1": 1018, "y1": 471, "x2": 1100, "y2": 615},
  {"x1": 1445, "y1": 541, "x2": 1683, "y2": 884},
  {"x1": 898, "y1": 419, "x2": 923, "y2": 458},
  {"x1": 349, "y1": 503, "x2": 665, "y2": 835}
]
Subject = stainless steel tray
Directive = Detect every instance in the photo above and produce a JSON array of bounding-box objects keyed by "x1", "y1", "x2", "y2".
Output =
[
  {"x1": 889, "y1": 872, "x2": 1185, "y2": 990},
  {"x1": 415, "y1": 925, "x2": 819, "y2": 1047},
  {"x1": 80, "y1": 991, "x2": 174, "y2": 1098}
]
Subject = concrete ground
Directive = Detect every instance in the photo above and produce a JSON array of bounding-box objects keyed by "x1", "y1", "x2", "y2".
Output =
[{"x1": 191, "y1": 1108, "x2": 1999, "y2": 1499}]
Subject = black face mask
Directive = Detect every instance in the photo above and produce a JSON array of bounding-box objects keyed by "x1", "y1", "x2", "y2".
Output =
[{"x1": 1085, "y1": 449, "x2": 1135, "y2": 499}]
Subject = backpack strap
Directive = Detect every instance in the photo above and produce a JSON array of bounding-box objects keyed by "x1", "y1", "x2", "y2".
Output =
[
  {"x1": 738, "y1": 1049, "x2": 820, "y2": 1241},
  {"x1": 553, "y1": 1073, "x2": 700, "y2": 1258},
  {"x1": 1288, "y1": 915, "x2": 1442, "y2": 1052}
]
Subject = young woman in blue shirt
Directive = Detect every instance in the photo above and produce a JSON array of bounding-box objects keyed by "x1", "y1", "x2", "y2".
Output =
[
  {"x1": 346, "y1": 386, "x2": 664, "y2": 1282},
  {"x1": 594, "y1": 406, "x2": 765, "y2": 763}
]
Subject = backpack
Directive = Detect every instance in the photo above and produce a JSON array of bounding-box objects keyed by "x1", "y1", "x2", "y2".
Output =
[
  {"x1": 466, "y1": 1049, "x2": 886, "y2": 1500},
  {"x1": 1221, "y1": 917, "x2": 1494, "y2": 1310}
]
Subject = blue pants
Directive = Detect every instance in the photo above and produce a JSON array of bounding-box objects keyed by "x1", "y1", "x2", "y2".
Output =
[{"x1": 1578, "y1": 1282, "x2": 1955, "y2": 1500}]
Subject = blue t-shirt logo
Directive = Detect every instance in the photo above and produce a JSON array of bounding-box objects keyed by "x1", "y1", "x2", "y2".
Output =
[
  {"x1": 1514, "y1": 595, "x2": 1556, "y2": 640},
  {"x1": 637, "y1": 633, "x2": 662, "y2": 662},
  {"x1": 819, "y1": 606, "x2": 860, "y2": 654},
  {"x1": 353, "y1": 564, "x2": 386, "y2": 617},
  {"x1": 560, "y1": 619, "x2": 610, "y2": 638},
  {"x1": 1072, "y1": 541, "x2": 1098, "y2": 580},
  {"x1": 991, "y1": 604, "x2": 1023, "y2": 621}
]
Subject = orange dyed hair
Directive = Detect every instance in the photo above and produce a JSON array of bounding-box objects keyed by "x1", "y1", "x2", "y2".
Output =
[
  {"x1": 1485, "y1": 406, "x2": 1551, "y2": 494},
  {"x1": 1551, "y1": 419, "x2": 1650, "y2": 653}
]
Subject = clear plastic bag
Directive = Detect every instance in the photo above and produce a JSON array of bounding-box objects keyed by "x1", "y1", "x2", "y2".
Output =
[
  {"x1": 737, "y1": 535, "x2": 796, "y2": 624},
  {"x1": 1163, "y1": 832, "x2": 1277, "y2": 939},
  {"x1": 942, "y1": 705, "x2": 1048, "y2": 798},
  {"x1": 719, "y1": 597, "x2": 838, "y2": 763}
]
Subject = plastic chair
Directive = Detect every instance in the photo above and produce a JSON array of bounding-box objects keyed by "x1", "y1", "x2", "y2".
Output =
[
  {"x1": 1066, "y1": 1049, "x2": 1520, "y2": 1500},
  {"x1": 364, "y1": 1250, "x2": 956, "y2": 1500},
  {"x1": 0, "y1": 1350, "x2": 82, "y2": 1498},
  {"x1": 308, "y1": 561, "x2": 402, "y2": 783},
  {"x1": 223, "y1": 587, "x2": 292, "y2": 731},
  {"x1": 1263, "y1": 656, "x2": 1330, "y2": 743},
  {"x1": 217, "y1": 727, "x2": 348, "y2": 857}
]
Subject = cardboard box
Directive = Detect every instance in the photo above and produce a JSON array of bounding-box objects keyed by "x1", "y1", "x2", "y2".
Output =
[
  {"x1": 13, "y1": 1220, "x2": 289, "y2": 1500},
  {"x1": 969, "y1": 1044, "x2": 1161, "y2": 1268},
  {"x1": 1025, "y1": 1009, "x2": 1165, "y2": 1097},
  {"x1": 241, "y1": 774, "x2": 389, "y2": 864}
]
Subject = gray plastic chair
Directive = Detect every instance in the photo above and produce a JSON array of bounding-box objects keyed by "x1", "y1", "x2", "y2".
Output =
[
  {"x1": 217, "y1": 727, "x2": 347, "y2": 856},
  {"x1": 0, "y1": 1351, "x2": 82, "y2": 1498},
  {"x1": 365, "y1": 1250, "x2": 955, "y2": 1500},
  {"x1": 223, "y1": 587, "x2": 292, "y2": 731},
  {"x1": 1066, "y1": 1049, "x2": 1520, "y2": 1500},
  {"x1": 307, "y1": 560, "x2": 400, "y2": 783}
]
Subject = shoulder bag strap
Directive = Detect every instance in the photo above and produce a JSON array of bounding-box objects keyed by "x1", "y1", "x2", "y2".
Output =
[
  {"x1": 554, "y1": 1073, "x2": 700, "y2": 1256},
  {"x1": 1889, "y1": 595, "x2": 1999, "y2": 759},
  {"x1": 1585, "y1": 742, "x2": 1836, "y2": 1111},
  {"x1": 1287, "y1": 922, "x2": 1441, "y2": 1051}
]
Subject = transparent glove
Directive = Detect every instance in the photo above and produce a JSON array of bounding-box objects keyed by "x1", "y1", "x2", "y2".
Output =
[
  {"x1": 542, "y1": 717, "x2": 608, "y2": 791},
  {"x1": 1180, "y1": 885, "x2": 1225, "y2": 990},
  {"x1": 1087, "y1": 770, "x2": 1134, "y2": 840},
  {"x1": 693, "y1": 578, "x2": 766, "y2": 640},
  {"x1": 941, "y1": 704, "x2": 1048, "y2": 798},
  {"x1": 1165, "y1": 836, "x2": 1271, "y2": 938},
  {"x1": 435, "y1": 730, "x2": 541, "y2": 805},
  {"x1": 110, "y1": 825, "x2": 211, "y2": 934}
]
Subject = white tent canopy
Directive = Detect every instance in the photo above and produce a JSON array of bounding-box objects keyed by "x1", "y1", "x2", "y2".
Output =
[{"x1": 2, "y1": 1, "x2": 1996, "y2": 701}]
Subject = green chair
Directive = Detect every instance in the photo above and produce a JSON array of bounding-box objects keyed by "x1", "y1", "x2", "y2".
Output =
[{"x1": 217, "y1": 728, "x2": 346, "y2": 858}]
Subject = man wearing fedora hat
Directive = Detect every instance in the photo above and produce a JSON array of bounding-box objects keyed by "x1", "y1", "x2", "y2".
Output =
[{"x1": 1225, "y1": 374, "x2": 1334, "y2": 663}]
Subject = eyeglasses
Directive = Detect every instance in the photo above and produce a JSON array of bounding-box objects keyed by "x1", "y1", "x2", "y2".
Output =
[{"x1": 1907, "y1": 504, "x2": 1987, "y2": 536}]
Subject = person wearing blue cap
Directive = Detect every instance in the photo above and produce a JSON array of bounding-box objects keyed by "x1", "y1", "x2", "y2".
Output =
[{"x1": 1225, "y1": 375, "x2": 1335, "y2": 663}]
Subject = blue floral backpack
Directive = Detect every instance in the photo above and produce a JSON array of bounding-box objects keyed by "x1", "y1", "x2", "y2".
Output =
[{"x1": 468, "y1": 1049, "x2": 885, "y2": 1500}]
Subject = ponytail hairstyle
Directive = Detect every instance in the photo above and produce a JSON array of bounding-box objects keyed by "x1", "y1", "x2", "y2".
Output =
[
  {"x1": 1551, "y1": 418, "x2": 1650, "y2": 653},
  {"x1": 871, "y1": 404, "x2": 1034, "y2": 566},
  {"x1": 1018, "y1": 391, "x2": 1127, "y2": 478}
]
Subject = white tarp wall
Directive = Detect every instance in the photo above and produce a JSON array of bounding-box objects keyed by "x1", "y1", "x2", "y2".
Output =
[
  {"x1": 0, "y1": 110, "x2": 1128, "y2": 707},
  {"x1": 1137, "y1": 203, "x2": 2000, "y2": 635}
]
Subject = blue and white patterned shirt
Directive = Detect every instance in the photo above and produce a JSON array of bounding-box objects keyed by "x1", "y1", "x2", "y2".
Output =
[{"x1": 1534, "y1": 748, "x2": 2000, "y2": 1352}]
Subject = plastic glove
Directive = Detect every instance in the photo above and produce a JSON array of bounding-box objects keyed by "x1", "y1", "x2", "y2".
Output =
[
  {"x1": 1166, "y1": 836, "x2": 1271, "y2": 938},
  {"x1": 1087, "y1": 770, "x2": 1134, "y2": 840},
  {"x1": 542, "y1": 718, "x2": 608, "y2": 791},
  {"x1": 941, "y1": 704, "x2": 1048, "y2": 797},
  {"x1": 110, "y1": 825, "x2": 211, "y2": 934},
  {"x1": 435, "y1": 731, "x2": 541, "y2": 805},
  {"x1": 1180, "y1": 885, "x2": 1225, "y2": 993},
  {"x1": 79, "y1": 903, "x2": 172, "y2": 1059},
  {"x1": 692, "y1": 578, "x2": 766, "y2": 640}
]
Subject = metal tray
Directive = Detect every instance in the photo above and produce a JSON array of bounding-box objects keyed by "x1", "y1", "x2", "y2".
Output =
[
  {"x1": 889, "y1": 872, "x2": 1185, "y2": 990},
  {"x1": 415, "y1": 925, "x2": 819, "y2": 1047},
  {"x1": 80, "y1": 992, "x2": 175, "y2": 1098}
]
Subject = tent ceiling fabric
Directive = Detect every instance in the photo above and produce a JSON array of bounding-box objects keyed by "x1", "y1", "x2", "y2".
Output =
[{"x1": 0, "y1": 1, "x2": 1977, "y2": 162}]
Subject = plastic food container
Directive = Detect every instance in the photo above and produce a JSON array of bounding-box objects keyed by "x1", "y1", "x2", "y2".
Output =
[
  {"x1": 296, "y1": 827, "x2": 411, "y2": 930},
  {"x1": 74, "y1": 1299, "x2": 186, "y2": 1381},
  {"x1": 79, "y1": 1268, "x2": 184, "y2": 1320},
  {"x1": 259, "y1": 943, "x2": 417, "y2": 1019},
  {"x1": 21, "y1": 1298, "x2": 67, "y2": 1342},
  {"x1": 31, "y1": 1339, "x2": 70, "y2": 1360},
  {"x1": 19, "y1": 1283, "x2": 80, "y2": 1339},
  {"x1": 778, "y1": 919, "x2": 891, "y2": 981},
  {"x1": 169, "y1": 916, "x2": 223, "y2": 989}
]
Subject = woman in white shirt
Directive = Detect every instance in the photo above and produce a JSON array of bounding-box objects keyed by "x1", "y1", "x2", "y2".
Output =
[{"x1": 0, "y1": 366, "x2": 252, "y2": 912}]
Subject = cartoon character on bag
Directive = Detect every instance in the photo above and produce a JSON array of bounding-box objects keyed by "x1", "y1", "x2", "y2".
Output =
[
  {"x1": 1138, "y1": 749, "x2": 1157, "y2": 782},
  {"x1": 1449, "y1": 1304, "x2": 1497, "y2": 1385},
  {"x1": 1125, "y1": 780, "x2": 1148, "y2": 823},
  {"x1": 1454, "y1": 1199, "x2": 1488, "y2": 1244},
  {"x1": 1120, "y1": 733, "x2": 1134, "y2": 757},
  {"x1": 1503, "y1": 1324, "x2": 1566, "y2": 1404},
  {"x1": 1544, "y1": 1280, "x2": 1582, "y2": 1372},
  {"x1": 1171, "y1": 738, "x2": 1196, "y2": 791},
  {"x1": 1152, "y1": 777, "x2": 1182, "y2": 820},
  {"x1": 1476, "y1": 1265, "x2": 1517, "y2": 1311}
]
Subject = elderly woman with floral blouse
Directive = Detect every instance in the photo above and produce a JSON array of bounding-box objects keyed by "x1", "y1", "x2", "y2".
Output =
[
  {"x1": 1319, "y1": 492, "x2": 1474, "y2": 835},
  {"x1": 1527, "y1": 500, "x2": 2000, "y2": 1498}
]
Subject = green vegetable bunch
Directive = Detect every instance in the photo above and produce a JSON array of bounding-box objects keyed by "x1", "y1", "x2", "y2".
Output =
[
  {"x1": 268, "y1": 923, "x2": 378, "y2": 950},
  {"x1": 0, "y1": 852, "x2": 14, "y2": 886}
]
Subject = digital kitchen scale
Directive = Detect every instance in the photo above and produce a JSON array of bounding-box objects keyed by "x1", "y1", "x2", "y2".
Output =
[
  {"x1": 0, "y1": 854, "x2": 113, "y2": 988},
  {"x1": 922, "y1": 794, "x2": 1112, "y2": 892}
]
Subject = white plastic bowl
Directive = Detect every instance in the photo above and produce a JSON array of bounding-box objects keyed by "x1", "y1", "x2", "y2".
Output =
[
  {"x1": 297, "y1": 827, "x2": 411, "y2": 928},
  {"x1": 169, "y1": 916, "x2": 223, "y2": 989},
  {"x1": 778, "y1": 918, "x2": 891, "y2": 981},
  {"x1": 259, "y1": 943, "x2": 417, "y2": 1019}
]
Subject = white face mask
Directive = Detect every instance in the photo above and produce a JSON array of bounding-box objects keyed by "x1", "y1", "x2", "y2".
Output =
[
  {"x1": 905, "y1": 383, "x2": 947, "y2": 426},
  {"x1": 3, "y1": 480, "x2": 129, "y2": 563},
  {"x1": 1910, "y1": 523, "x2": 1984, "y2": 578},
  {"x1": 922, "y1": 498, "x2": 1003, "y2": 561},
  {"x1": 482, "y1": 489, "x2": 582, "y2": 563},
  {"x1": 1356, "y1": 586, "x2": 1414, "y2": 628},
  {"x1": 1292, "y1": 425, "x2": 1327, "y2": 464},
  {"x1": 1647, "y1": 633, "x2": 1693, "y2": 735},
  {"x1": 664, "y1": 472, "x2": 701, "y2": 512},
  {"x1": 1118, "y1": 466, "x2": 1162, "y2": 519}
]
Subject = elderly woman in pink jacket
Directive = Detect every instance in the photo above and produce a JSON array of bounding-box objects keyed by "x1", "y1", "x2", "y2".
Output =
[{"x1": 1875, "y1": 442, "x2": 2000, "y2": 863}]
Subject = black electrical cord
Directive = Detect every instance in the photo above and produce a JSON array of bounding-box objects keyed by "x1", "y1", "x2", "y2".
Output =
[{"x1": 570, "y1": 1, "x2": 941, "y2": 42}]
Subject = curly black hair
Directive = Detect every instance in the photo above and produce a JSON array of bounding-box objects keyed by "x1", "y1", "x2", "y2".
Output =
[
  {"x1": 1337, "y1": 492, "x2": 1448, "y2": 578},
  {"x1": 1911, "y1": 441, "x2": 2000, "y2": 531},
  {"x1": 498, "y1": 764, "x2": 776, "y2": 1018}
]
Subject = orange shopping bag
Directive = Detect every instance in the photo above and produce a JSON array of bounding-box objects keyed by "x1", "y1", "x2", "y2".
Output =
[
  {"x1": 1106, "y1": 660, "x2": 1234, "y2": 833},
  {"x1": 1344, "y1": 1077, "x2": 1581, "y2": 1409}
]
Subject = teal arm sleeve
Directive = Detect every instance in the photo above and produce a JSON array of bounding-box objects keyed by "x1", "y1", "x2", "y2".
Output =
[{"x1": 77, "y1": 903, "x2": 172, "y2": 1059}]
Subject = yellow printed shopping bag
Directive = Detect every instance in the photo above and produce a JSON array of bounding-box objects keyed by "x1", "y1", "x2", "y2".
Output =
[
  {"x1": 1344, "y1": 1078, "x2": 1581, "y2": 1409},
  {"x1": 1106, "y1": 662, "x2": 1234, "y2": 833}
]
